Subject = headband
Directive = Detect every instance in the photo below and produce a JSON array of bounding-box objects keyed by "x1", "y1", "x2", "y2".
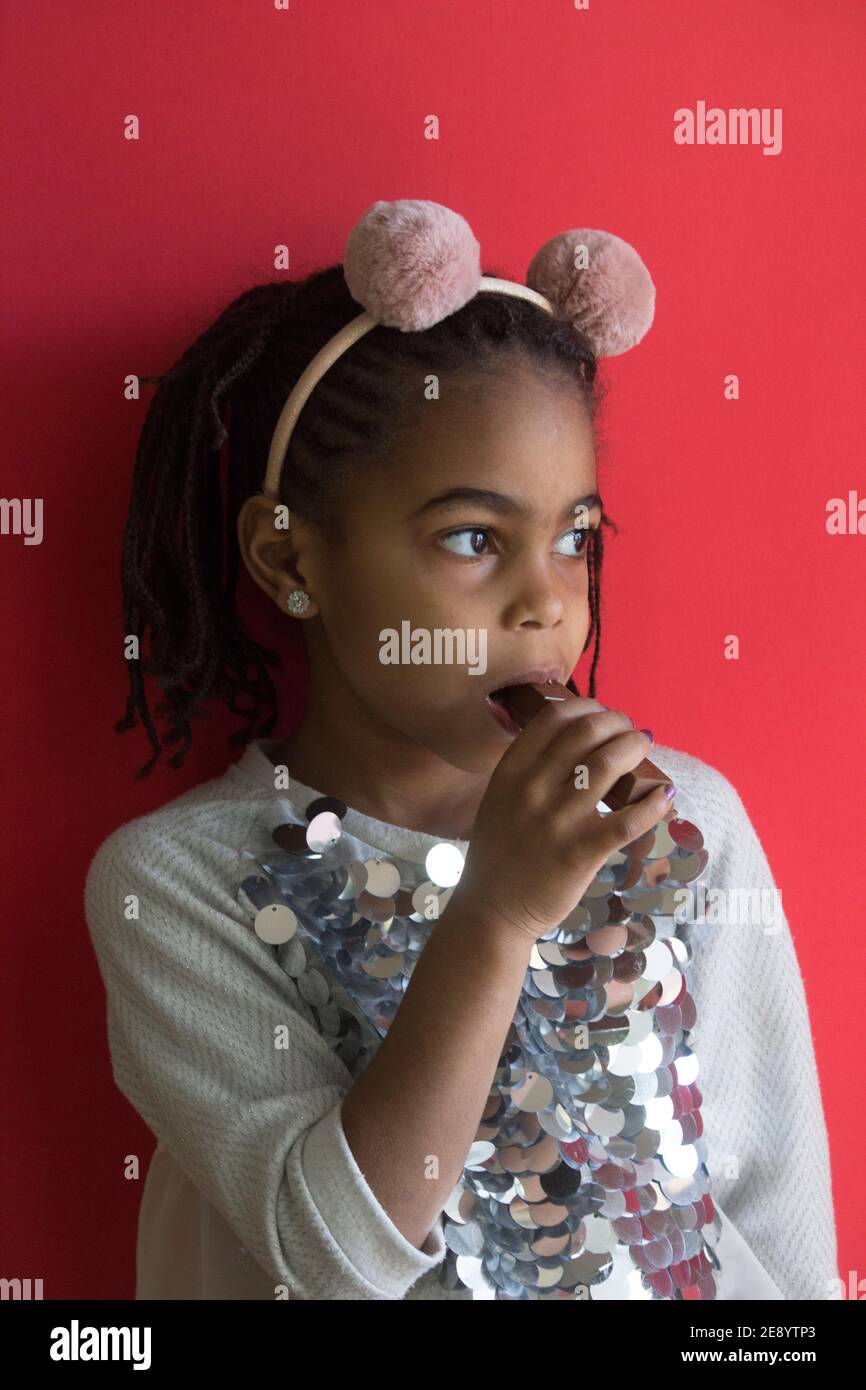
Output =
[{"x1": 262, "y1": 198, "x2": 656, "y2": 499}]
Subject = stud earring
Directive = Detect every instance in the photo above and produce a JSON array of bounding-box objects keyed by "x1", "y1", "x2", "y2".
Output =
[{"x1": 286, "y1": 589, "x2": 311, "y2": 616}]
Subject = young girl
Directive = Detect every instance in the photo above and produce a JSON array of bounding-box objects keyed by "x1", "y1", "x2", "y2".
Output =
[{"x1": 85, "y1": 199, "x2": 837, "y2": 1301}]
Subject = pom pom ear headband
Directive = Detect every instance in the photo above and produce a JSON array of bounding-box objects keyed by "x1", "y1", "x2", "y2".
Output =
[{"x1": 262, "y1": 198, "x2": 656, "y2": 499}]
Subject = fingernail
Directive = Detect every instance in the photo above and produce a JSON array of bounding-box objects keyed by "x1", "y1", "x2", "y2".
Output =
[
  {"x1": 639, "y1": 728, "x2": 654, "y2": 743},
  {"x1": 664, "y1": 783, "x2": 677, "y2": 800}
]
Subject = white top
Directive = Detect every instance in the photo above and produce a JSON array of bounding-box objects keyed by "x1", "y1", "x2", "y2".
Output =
[{"x1": 84, "y1": 737, "x2": 838, "y2": 1300}]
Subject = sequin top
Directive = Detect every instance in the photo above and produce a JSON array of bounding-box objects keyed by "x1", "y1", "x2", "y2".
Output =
[{"x1": 83, "y1": 737, "x2": 838, "y2": 1300}]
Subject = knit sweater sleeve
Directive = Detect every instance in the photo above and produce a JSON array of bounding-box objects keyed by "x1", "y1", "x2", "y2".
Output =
[
  {"x1": 83, "y1": 817, "x2": 447, "y2": 1300},
  {"x1": 680, "y1": 762, "x2": 839, "y2": 1300}
]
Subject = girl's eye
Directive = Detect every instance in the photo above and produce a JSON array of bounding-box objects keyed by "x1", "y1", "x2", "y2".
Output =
[
  {"x1": 438, "y1": 528, "x2": 494, "y2": 557},
  {"x1": 437, "y1": 525, "x2": 594, "y2": 559},
  {"x1": 553, "y1": 526, "x2": 591, "y2": 557}
]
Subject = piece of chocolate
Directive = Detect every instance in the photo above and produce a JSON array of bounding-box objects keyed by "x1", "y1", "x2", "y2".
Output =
[{"x1": 503, "y1": 681, "x2": 674, "y2": 811}]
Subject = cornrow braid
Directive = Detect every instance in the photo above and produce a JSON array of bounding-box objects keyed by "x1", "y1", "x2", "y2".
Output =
[{"x1": 117, "y1": 264, "x2": 617, "y2": 778}]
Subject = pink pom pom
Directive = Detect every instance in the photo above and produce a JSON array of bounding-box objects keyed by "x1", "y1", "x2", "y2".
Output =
[
  {"x1": 343, "y1": 199, "x2": 481, "y2": 332},
  {"x1": 527, "y1": 230, "x2": 655, "y2": 357}
]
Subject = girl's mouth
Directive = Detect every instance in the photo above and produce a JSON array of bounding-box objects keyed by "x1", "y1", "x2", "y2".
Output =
[{"x1": 485, "y1": 688, "x2": 522, "y2": 737}]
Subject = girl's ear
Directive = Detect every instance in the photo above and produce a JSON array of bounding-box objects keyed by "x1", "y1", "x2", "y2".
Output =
[{"x1": 236, "y1": 494, "x2": 319, "y2": 618}]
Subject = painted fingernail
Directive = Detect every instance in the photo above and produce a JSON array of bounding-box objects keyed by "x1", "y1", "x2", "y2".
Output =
[
  {"x1": 639, "y1": 728, "x2": 654, "y2": 742},
  {"x1": 664, "y1": 783, "x2": 677, "y2": 800}
]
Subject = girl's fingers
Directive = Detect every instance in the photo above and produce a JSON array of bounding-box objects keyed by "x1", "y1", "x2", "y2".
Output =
[
  {"x1": 581, "y1": 727, "x2": 656, "y2": 804},
  {"x1": 505, "y1": 697, "x2": 616, "y2": 769},
  {"x1": 596, "y1": 781, "x2": 675, "y2": 854},
  {"x1": 544, "y1": 708, "x2": 643, "y2": 782}
]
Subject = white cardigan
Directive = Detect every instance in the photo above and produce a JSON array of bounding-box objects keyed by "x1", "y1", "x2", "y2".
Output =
[{"x1": 84, "y1": 737, "x2": 838, "y2": 1300}]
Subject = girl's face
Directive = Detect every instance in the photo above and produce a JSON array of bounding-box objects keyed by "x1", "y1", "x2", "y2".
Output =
[{"x1": 245, "y1": 359, "x2": 600, "y2": 780}]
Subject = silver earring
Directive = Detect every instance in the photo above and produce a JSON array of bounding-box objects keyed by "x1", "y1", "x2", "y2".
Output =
[{"x1": 286, "y1": 589, "x2": 311, "y2": 616}]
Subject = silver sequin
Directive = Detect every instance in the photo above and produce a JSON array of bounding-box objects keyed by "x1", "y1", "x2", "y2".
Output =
[{"x1": 233, "y1": 794, "x2": 720, "y2": 1301}]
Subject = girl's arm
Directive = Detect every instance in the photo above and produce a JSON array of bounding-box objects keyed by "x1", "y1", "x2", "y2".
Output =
[
  {"x1": 679, "y1": 757, "x2": 839, "y2": 1300},
  {"x1": 341, "y1": 892, "x2": 535, "y2": 1252},
  {"x1": 84, "y1": 815, "x2": 457, "y2": 1300}
]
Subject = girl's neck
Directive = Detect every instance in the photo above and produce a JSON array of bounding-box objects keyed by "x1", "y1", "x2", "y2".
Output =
[{"x1": 268, "y1": 700, "x2": 488, "y2": 842}]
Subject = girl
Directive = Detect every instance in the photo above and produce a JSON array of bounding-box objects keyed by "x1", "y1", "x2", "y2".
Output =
[{"x1": 85, "y1": 199, "x2": 837, "y2": 1301}]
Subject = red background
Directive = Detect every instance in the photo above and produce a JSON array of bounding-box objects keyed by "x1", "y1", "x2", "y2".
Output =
[{"x1": 2, "y1": 0, "x2": 864, "y2": 1296}]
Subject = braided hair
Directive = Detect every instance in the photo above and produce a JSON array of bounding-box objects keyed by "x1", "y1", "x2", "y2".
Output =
[{"x1": 117, "y1": 264, "x2": 618, "y2": 778}]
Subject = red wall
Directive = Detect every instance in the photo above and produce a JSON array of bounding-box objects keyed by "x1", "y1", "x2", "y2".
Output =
[{"x1": 2, "y1": 0, "x2": 863, "y2": 1297}]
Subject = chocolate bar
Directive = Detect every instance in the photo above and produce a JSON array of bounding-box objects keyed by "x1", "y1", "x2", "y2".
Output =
[{"x1": 504, "y1": 681, "x2": 673, "y2": 812}]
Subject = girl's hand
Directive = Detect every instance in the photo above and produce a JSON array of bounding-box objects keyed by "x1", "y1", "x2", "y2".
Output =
[{"x1": 450, "y1": 698, "x2": 672, "y2": 944}]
